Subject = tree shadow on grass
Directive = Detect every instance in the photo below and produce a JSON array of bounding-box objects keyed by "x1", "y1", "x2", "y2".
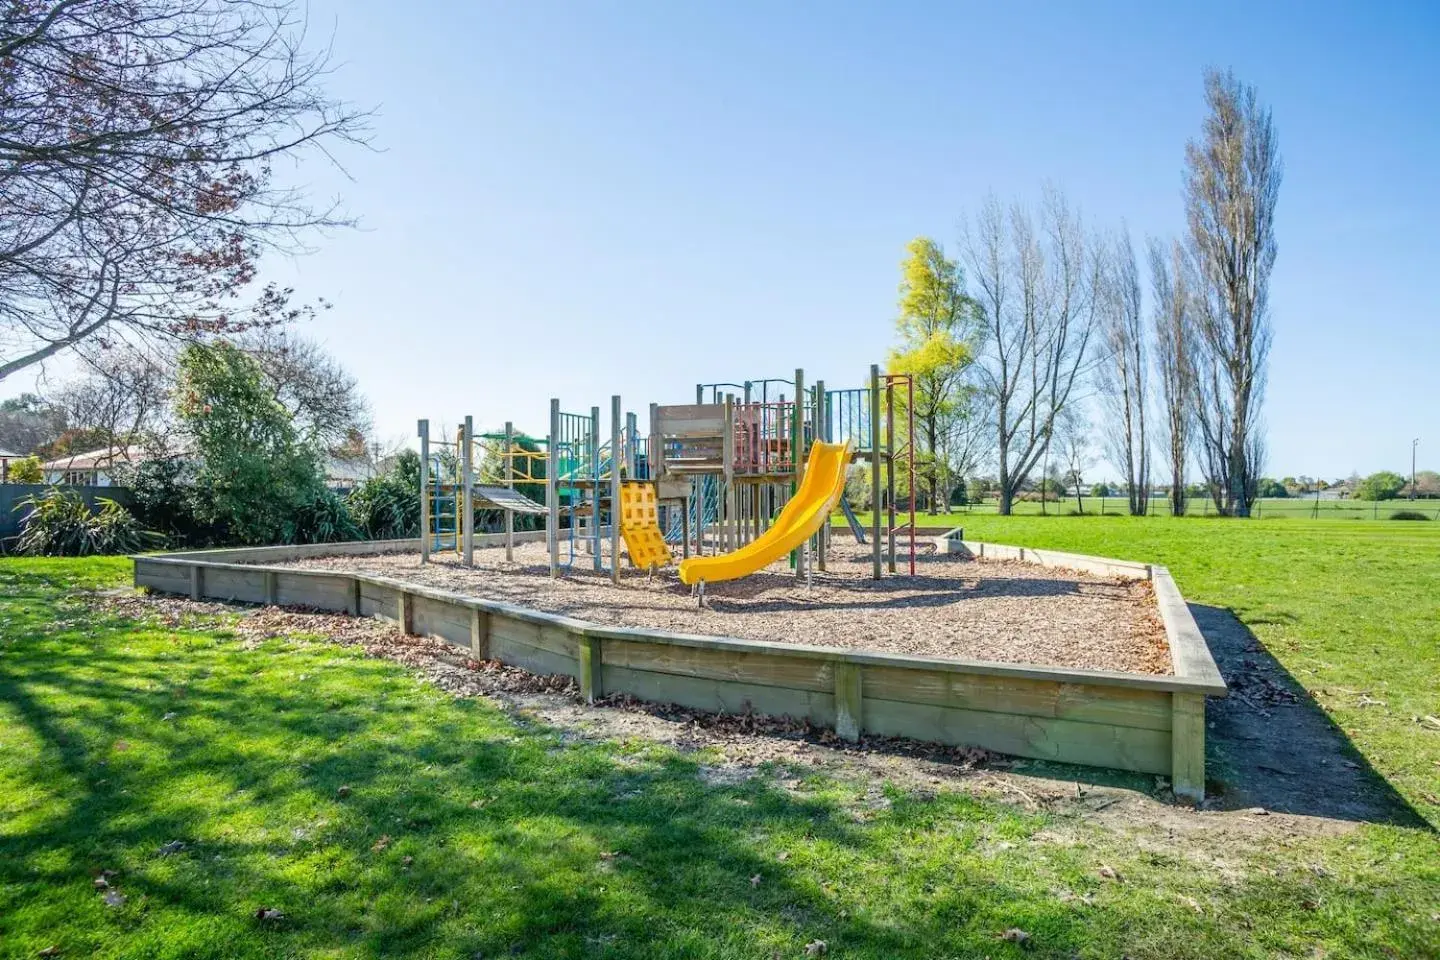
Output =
[
  {"x1": 1192, "y1": 602, "x2": 1430, "y2": 828},
  {"x1": 0, "y1": 604, "x2": 1142, "y2": 959}
]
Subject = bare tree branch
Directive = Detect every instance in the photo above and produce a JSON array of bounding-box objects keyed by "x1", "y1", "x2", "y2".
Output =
[{"x1": 0, "y1": 0, "x2": 371, "y2": 382}]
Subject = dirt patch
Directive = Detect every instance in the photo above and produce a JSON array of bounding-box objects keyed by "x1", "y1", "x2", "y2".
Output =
[
  {"x1": 1191, "y1": 603, "x2": 1426, "y2": 827},
  {"x1": 261, "y1": 543, "x2": 1172, "y2": 675}
]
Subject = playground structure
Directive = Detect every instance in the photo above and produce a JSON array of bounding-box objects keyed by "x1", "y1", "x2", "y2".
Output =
[
  {"x1": 134, "y1": 370, "x2": 1226, "y2": 801},
  {"x1": 417, "y1": 364, "x2": 919, "y2": 591},
  {"x1": 415, "y1": 418, "x2": 548, "y2": 565}
]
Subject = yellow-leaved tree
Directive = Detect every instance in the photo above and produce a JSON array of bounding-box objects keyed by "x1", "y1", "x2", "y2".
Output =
[{"x1": 886, "y1": 237, "x2": 983, "y2": 512}]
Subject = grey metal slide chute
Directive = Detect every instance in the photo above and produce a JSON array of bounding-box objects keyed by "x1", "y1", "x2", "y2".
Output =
[{"x1": 473, "y1": 485, "x2": 546, "y2": 515}]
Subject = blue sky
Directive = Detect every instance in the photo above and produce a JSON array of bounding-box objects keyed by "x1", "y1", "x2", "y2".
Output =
[{"x1": 9, "y1": 1, "x2": 1439, "y2": 480}]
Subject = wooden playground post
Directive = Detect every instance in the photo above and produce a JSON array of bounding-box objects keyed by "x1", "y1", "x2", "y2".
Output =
[
  {"x1": 503, "y1": 420, "x2": 515, "y2": 562},
  {"x1": 548, "y1": 399, "x2": 560, "y2": 578},
  {"x1": 462, "y1": 415, "x2": 474, "y2": 567},
  {"x1": 591, "y1": 405, "x2": 601, "y2": 572},
  {"x1": 869, "y1": 365, "x2": 882, "y2": 579},
  {"x1": 723, "y1": 394, "x2": 736, "y2": 553},
  {"x1": 610, "y1": 395, "x2": 622, "y2": 585},
  {"x1": 625, "y1": 411, "x2": 637, "y2": 477},
  {"x1": 418, "y1": 419, "x2": 431, "y2": 565},
  {"x1": 814, "y1": 378, "x2": 826, "y2": 573}
]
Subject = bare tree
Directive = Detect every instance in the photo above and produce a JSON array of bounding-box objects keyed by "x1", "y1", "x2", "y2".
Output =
[
  {"x1": 55, "y1": 348, "x2": 172, "y2": 451},
  {"x1": 0, "y1": 392, "x2": 67, "y2": 454},
  {"x1": 961, "y1": 186, "x2": 1100, "y2": 514},
  {"x1": 1149, "y1": 237, "x2": 1196, "y2": 516},
  {"x1": 0, "y1": 0, "x2": 369, "y2": 383},
  {"x1": 935, "y1": 385, "x2": 992, "y2": 512},
  {"x1": 1184, "y1": 69, "x2": 1280, "y2": 516},
  {"x1": 1096, "y1": 231, "x2": 1149, "y2": 515},
  {"x1": 238, "y1": 328, "x2": 370, "y2": 449},
  {"x1": 1054, "y1": 404, "x2": 1091, "y2": 514}
]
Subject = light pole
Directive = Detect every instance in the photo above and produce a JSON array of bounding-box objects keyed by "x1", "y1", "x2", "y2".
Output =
[{"x1": 1413, "y1": 438, "x2": 1421, "y2": 501}]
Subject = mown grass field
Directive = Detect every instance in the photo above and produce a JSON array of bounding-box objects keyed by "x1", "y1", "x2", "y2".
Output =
[
  {"x1": 876, "y1": 497, "x2": 1440, "y2": 520},
  {"x1": 2, "y1": 526, "x2": 1438, "y2": 958}
]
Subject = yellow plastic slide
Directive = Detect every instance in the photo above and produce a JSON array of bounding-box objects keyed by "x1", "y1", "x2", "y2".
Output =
[{"x1": 678, "y1": 440, "x2": 852, "y2": 586}]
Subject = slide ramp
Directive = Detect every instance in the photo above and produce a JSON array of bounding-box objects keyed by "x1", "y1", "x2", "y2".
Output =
[{"x1": 677, "y1": 440, "x2": 851, "y2": 586}]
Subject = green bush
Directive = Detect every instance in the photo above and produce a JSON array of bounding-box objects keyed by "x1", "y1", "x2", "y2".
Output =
[
  {"x1": 111, "y1": 457, "x2": 219, "y2": 547},
  {"x1": 292, "y1": 486, "x2": 362, "y2": 543},
  {"x1": 1255, "y1": 477, "x2": 1287, "y2": 498},
  {"x1": 14, "y1": 489, "x2": 157, "y2": 556},
  {"x1": 1389, "y1": 509, "x2": 1431, "y2": 521},
  {"x1": 176, "y1": 342, "x2": 348, "y2": 545},
  {"x1": 1354, "y1": 471, "x2": 1406, "y2": 502},
  {"x1": 347, "y1": 451, "x2": 421, "y2": 540},
  {"x1": 6, "y1": 455, "x2": 43, "y2": 484}
]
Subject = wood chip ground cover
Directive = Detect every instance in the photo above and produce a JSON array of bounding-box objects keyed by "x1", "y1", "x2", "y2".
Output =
[{"x1": 260, "y1": 543, "x2": 1173, "y2": 674}]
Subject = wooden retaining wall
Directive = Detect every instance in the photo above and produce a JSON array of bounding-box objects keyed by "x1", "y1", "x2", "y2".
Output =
[{"x1": 132, "y1": 532, "x2": 1226, "y2": 801}]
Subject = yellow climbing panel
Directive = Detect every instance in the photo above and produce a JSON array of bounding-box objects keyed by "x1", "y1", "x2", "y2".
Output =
[{"x1": 619, "y1": 482, "x2": 673, "y2": 570}]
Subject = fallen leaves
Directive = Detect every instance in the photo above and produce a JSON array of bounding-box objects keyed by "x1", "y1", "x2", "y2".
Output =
[
  {"x1": 802, "y1": 940, "x2": 827, "y2": 957},
  {"x1": 749, "y1": 874, "x2": 762, "y2": 888},
  {"x1": 112, "y1": 740, "x2": 131, "y2": 752},
  {"x1": 93, "y1": 870, "x2": 125, "y2": 907},
  {"x1": 999, "y1": 927, "x2": 1031, "y2": 946},
  {"x1": 336, "y1": 785, "x2": 352, "y2": 799},
  {"x1": 157, "y1": 840, "x2": 186, "y2": 856},
  {"x1": 1419, "y1": 715, "x2": 1440, "y2": 731},
  {"x1": 254, "y1": 907, "x2": 285, "y2": 923},
  {"x1": 1098, "y1": 865, "x2": 1123, "y2": 882},
  {"x1": 372, "y1": 834, "x2": 391, "y2": 852}
]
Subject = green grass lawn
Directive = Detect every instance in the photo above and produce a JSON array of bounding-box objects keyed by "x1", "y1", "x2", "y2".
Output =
[
  {"x1": 3, "y1": 548, "x2": 1439, "y2": 958},
  {"x1": 840, "y1": 513, "x2": 1440, "y2": 824},
  {"x1": 870, "y1": 498, "x2": 1440, "y2": 520}
]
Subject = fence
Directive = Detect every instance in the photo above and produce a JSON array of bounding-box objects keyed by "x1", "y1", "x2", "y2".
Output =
[
  {"x1": 0, "y1": 484, "x2": 135, "y2": 545},
  {"x1": 856, "y1": 495, "x2": 1440, "y2": 521}
]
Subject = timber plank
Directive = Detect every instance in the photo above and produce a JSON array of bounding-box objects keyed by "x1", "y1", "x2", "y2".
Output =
[
  {"x1": 862, "y1": 698, "x2": 1170, "y2": 774},
  {"x1": 274, "y1": 572, "x2": 352, "y2": 612},
  {"x1": 862, "y1": 665, "x2": 1173, "y2": 731},
  {"x1": 200, "y1": 567, "x2": 267, "y2": 604},
  {"x1": 359, "y1": 581, "x2": 399, "y2": 619},
  {"x1": 410, "y1": 594, "x2": 473, "y2": 648},
  {"x1": 489, "y1": 615, "x2": 578, "y2": 657},
  {"x1": 490, "y1": 635, "x2": 577, "y2": 680},
  {"x1": 603, "y1": 665, "x2": 836, "y2": 726},
  {"x1": 602, "y1": 639, "x2": 835, "y2": 692}
]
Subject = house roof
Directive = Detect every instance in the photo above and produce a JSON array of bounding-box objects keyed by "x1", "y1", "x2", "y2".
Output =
[
  {"x1": 0, "y1": 446, "x2": 18, "y2": 459},
  {"x1": 40, "y1": 445, "x2": 142, "y2": 471}
]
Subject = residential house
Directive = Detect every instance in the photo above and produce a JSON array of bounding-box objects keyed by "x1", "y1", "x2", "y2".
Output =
[
  {"x1": 0, "y1": 446, "x2": 18, "y2": 483},
  {"x1": 40, "y1": 446, "x2": 143, "y2": 486}
]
